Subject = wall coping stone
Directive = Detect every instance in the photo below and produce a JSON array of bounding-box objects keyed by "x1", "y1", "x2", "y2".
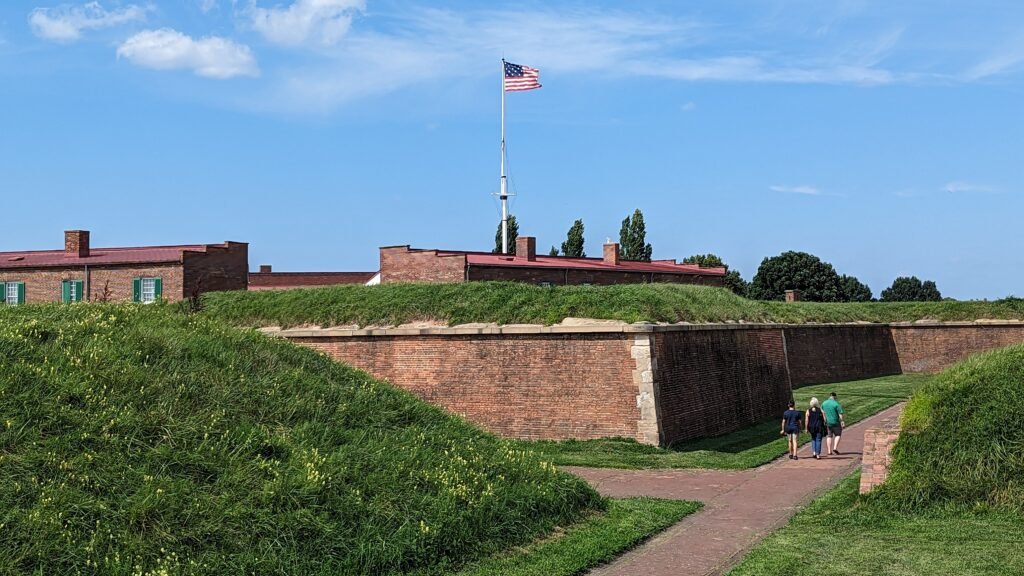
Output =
[{"x1": 260, "y1": 320, "x2": 1024, "y2": 339}]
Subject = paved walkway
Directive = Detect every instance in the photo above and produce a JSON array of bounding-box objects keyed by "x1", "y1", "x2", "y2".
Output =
[{"x1": 567, "y1": 403, "x2": 904, "y2": 576}]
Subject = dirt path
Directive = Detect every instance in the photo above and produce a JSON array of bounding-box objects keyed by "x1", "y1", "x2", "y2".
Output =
[{"x1": 567, "y1": 403, "x2": 903, "y2": 576}]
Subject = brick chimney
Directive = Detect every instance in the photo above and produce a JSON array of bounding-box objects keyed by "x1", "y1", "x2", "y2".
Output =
[
  {"x1": 515, "y1": 236, "x2": 536, "y2": 262},
  {"x1": 65, "y1": 230, "x2": 90, "y2": 258},
  {"x1": 603, "y1": 243, "x2": 619, "y2": 266},
  {"x1": 259, "y1": 264, "x2": 272, "y2": 273},
  {"x1": 785, "y1": 289, "x2": 803, "y2": 303}
]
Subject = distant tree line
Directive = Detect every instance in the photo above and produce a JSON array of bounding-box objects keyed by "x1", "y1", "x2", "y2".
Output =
[{"x1": 493, "y1": 211, "x2": 942, "y2": 301}]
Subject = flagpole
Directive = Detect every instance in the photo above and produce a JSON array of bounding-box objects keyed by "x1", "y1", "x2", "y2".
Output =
[{"x1": 500, "y1": 59, "x2": 509, "y2": 255}]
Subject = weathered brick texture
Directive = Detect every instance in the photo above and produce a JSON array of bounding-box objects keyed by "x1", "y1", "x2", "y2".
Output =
[
  {"x1": 378, "y1": 245, "x2": 725, "y2": 287},
  {"x1": 860, "y1": 413, "x2": 901, "y2": 493},
  {"x1": 182, "y1": 242, "x2": 249, "y2": 298},
  {"x1": 784, "y1": 325, "x2": 902, "y2": 385},
  {"x1": 277, "y1": 322, "x2": 1024, "y2": 446},
  {"x1": 0, "y1": 242, "x2": 247, "y2": 303},
  {"x1": 891, "y1": 324, "x2": 1024, "y2": 373},
  {"x1": 380, "y1": 247, "x2": 466, "y2": 284},
  {"x1": 467, "y1": 266, "x2": 724, "y2": 287},
  {"x1": 0, "y1": 264, "x2": 182, "y2": 303},
  {"x1": 652, "y1": 328, "x2": 792, "y2": 445},
  {"x1": 293, "y1": 333, "x2": 643, "y2": 441}
]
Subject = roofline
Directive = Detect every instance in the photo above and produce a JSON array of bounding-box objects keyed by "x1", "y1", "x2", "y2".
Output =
[
  {"x1": 468, "y1": 261, "x2": 727, "y2": 276},
  {"x1": 383, "y1": 245, "x2": 724, "y2": 272}
]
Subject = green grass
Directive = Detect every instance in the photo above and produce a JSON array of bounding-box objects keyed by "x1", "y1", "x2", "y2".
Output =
[
  {"x1": 877, "y1": 344, "x2": 1024, "y2": 512},
  {"x1": 0, "y1": 304, "x2": 602, "y2": 575},
  {"x1": 452, "y1": 498, "x2": 700, "y2": 576},
  {"x1": 519, "y1": 375, "x2": 930, "y2": 470},
  {"x1": 201, "y1": 282, "x2": 1024, "y2": 328},
  {"x1": 728, "y1": 473, "x2": 1024, "y2": 576}
]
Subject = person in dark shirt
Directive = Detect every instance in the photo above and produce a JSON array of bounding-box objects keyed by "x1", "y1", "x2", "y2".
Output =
[
  {"x1": 780, "y1": 401, "x2": 804, "y2": 460},
  {"x1": 805, "y1": 397, "x2": 828, "y2": 460}
]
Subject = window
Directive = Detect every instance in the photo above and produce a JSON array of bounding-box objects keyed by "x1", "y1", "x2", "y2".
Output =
[
  {"x1": 62, "y1": 279, "x2": 85, "y2": 303},
  {"x1": 1, "y1": 282, "x2": 25, "y2": 305},
  {"x1": 133, "y1": 277, "x2": 163, "y2": 304}
]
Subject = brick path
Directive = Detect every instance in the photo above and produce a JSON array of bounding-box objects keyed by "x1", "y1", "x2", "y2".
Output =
[{"x1": 567, "y1": 403, "x2": 904, "y2": 576}]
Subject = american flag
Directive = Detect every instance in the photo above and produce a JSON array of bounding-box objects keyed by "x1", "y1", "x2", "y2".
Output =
[{"x1": 504, "y1": 61, "x2": 542, "y2": 92}]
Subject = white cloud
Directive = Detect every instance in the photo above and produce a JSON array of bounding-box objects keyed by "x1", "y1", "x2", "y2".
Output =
[
  {"x1": 770, "y1": 184, "x2": 823, "y2": 196},
  {"x1": 964, "y1": 42, "x2": 1024, "y2": 81},
  {"x1": 249, "y1": 0, "x2": 365, "y2": 46},
  {"x1": 197, "y1": 0, "x2": 218, "y2": 13},
  {"x1": 257, "y1": 7, "x2": 921, "y2": 113},
  {"x1": 943, "y1": 181, "x2": 999, "y2": 194},
  {"x1": 29, "y1": 1, "x2": 147, "y2": 42},
  {"x1": 680, "y1": 101, "x2": 697, "y2": 112},
  {"x1": 117, "y1": 28, "x2": 259, "y2": 79}
]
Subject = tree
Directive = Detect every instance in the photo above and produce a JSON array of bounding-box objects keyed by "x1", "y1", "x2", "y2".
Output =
[
  {"x1": 548, "y1": 246, "x2": 559, "y2": 256},
  {"x1": 682, "y1": 254, "x2": 724, "y2": 268},
  {"x1": 619, "y1": 209, "x2": 652, "y2": 261},
  {"x1": 839, "y1": 274, "x2": 873, "y2": 302},
  {"x1": 683, "y1": 253, "x2": 748, "y2": 296},
  {"x1": 748, "y1": 251, "x2": 844, "y2": 302},
  {"x1": 561, "y1": 219, "x2": 586, "y2": 258},
  {"x1": 880, "y1": 276, "x2": 942, "y2": 302},
  {"x1": 493, "y1": 215, "x2": 519, "y2": 255}
]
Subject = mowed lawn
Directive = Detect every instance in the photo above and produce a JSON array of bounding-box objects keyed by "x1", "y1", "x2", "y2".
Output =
[
  {"x1": 522, "y1": 375, "x2": 930, "y2": 469},
  {"x1": 728, "y1": 474, "x2": 1024, "y2": 576}
]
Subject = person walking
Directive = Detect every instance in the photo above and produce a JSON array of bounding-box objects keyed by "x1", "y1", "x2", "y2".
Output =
[
  {"x1": 780, "y1": 401, "x2": 804, "y2": 460},
  {"x1": 805, "y1": 397, "x2": 827, "y2": 459},
  {"x1": 822, "y1": 392, "x2": 845, "y2": 455}
]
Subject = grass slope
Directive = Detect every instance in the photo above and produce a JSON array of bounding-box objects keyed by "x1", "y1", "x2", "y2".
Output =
[
  {"x1": 454, "y1": 498, "x2": 700, "y2": 576},
  {"x1": 877, "y1": 344, "x2": 1024, "y2": 512},
  {"x1": 0, "y1": 305, "x2": 601, "y2": 575},
  {"x1": 728, "y1": 474, "x2": 1024, "y2": 576},
  {"x1": 202, "y1": 282, "x2": 1024, "y2": 328},
  {"x1": 522, "y1": 376, "x2": 927, "y2": 469}
]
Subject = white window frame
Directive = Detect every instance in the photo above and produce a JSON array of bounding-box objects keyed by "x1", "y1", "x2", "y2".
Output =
[
  {"x1": 140, "y1": 277, "x2": 157, "y2": 304},
  {"x1": 6, "y1": 283, "x2": 19, "y2": 305},
  {"x1": 69, "y1": 280, "x2": 78, "y2": 303}
]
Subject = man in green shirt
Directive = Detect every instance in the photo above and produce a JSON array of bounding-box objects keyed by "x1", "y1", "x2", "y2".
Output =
[{"x1": 822, "y1": 392, "x2": 845, "y2": 455}]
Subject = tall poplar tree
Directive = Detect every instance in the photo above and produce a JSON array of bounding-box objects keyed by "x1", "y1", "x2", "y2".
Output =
[
  {"x1": 560, "y1": 219, "x2": 586, "y2": 257},
  {"x1": 618, "y1": 209, "x2": 652, "y2": 261}
]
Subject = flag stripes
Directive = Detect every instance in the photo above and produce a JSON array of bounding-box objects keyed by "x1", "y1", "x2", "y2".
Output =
[{"x1": 504, "y1": 61, "x2": 541, "y2": 92}]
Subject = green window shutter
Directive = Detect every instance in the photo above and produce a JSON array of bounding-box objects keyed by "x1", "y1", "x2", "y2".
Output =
[
  {"x1": 154, "y1": 278, "x2": 163, "y2": 300},
  {"x1": 132, "y1": 278, "x2": 141, "y2": 303},
  {"x1": 16, "y1": 282, "x2": 25, "y2": 305},
  {"x1": 0, "y1": 283, "x2": 5, "y2": 305},
  {"x1": 62, "y1": 280, "x2": 71, "y2": 303},
  {"x1": 75, "y1": 280, "x2": 85, "y2": 302}
]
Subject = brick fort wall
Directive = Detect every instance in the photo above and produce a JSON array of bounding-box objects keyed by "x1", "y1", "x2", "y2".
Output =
[
  {"x1": 652, "y1": 328, "x2": 792, "y2": 445},
  {"x1": 276, "y1": 322, "x2": 1024, "y2": 446},
  {"x1": 784, "y1": 325, "x2": 902, "y2": 386},
  {"x1": 891, "y1": 324, "x2": 1024, "y2": 373},
  {"x1": 291, "y1": 332, "x2": 644, "y2": 441}
]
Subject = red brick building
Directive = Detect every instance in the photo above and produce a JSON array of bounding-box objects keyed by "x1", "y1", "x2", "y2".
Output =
[
  {"x1": 380, "y1": 236, "x2": 726, "y2": 286},
  {"x1": 0, "y1": 230, "x2": 248, "y2": 305},
  {"x1": 248, "y1": 265, "x2": 378, "y2": 291}
]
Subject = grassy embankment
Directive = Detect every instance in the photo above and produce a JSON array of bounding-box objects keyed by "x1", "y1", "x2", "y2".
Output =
[
  {"x1": 522, "y1": 375, "x2": 929, "y2": 470},
  {"x1": 202, "y1": 282, "x2": 1024, "y2": 328},
  {"x1": 0, "y1": 304, "x2": 697, "y2": 575},
  {"x1": 730, "y1": 344, "x2": 1024, "y2": 575}
]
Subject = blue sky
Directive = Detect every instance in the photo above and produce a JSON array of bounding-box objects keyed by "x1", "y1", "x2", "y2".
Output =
[{"x1": 1, "y1": 1, "x2": 1022, "y2": 299}]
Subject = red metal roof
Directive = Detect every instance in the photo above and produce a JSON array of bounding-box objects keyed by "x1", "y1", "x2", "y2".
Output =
[
  {"x1": 440, "y1": 251, "x2": 726, "y2": 276},
  {"x1": 0, "y1": 244, "x2": 230, "y2": 269}
]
